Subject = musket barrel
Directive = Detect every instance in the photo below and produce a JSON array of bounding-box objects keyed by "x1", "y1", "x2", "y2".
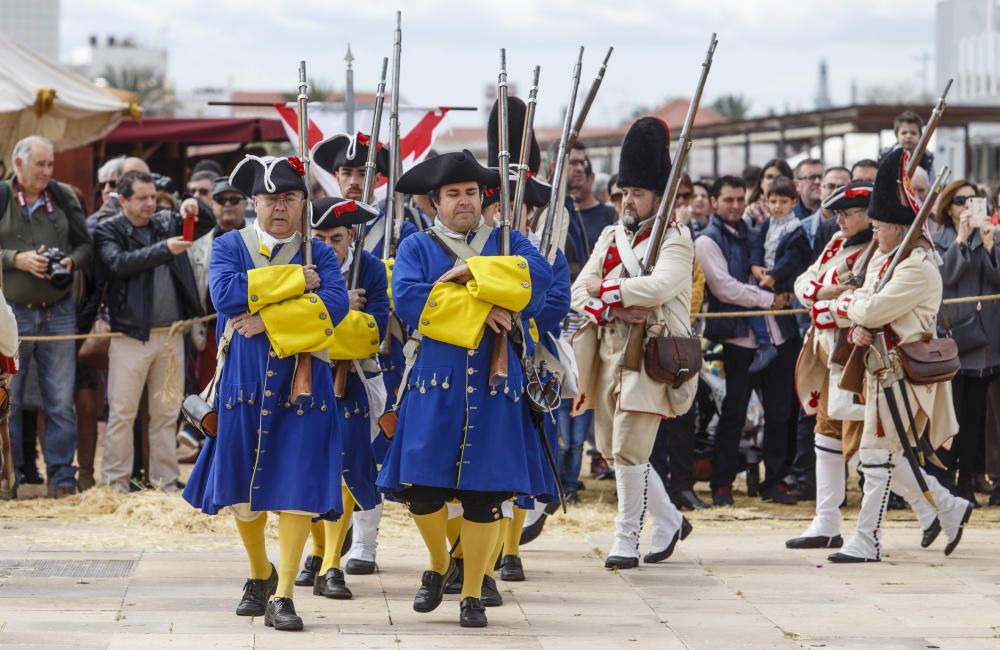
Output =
[
  {"x1": 512, "y1": 65, "x2": 540, "y2": 230},
  {"x1": 497, "y1": 48, "x2": 512, "y2": 255},
  {"x1": 383, "y1": 11, "x2": 403, "y2": 259},
  {"x1": 905, "y1": 78, "x2": 953, "y2": 179},
  {"x1": 539, "y1": 46, "x2": 584, "y2": 258}
]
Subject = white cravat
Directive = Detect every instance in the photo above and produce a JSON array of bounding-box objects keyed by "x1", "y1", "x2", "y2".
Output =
[
  {"x1": 254, "y1": 220, "x2": 297, "y2": 255},
  {"x1": 340, "y1": 246, "x2": 354, "y2": 275},
  {"x1": 434, "y1": 216, "x2": 483, "y2": 240}
]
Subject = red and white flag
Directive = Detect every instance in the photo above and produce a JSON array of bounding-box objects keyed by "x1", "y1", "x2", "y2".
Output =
[{"x1": 274, "y1": 102, "x2": 453, "y2": 200}]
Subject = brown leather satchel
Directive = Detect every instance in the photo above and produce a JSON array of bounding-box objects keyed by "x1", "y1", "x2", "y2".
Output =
[
  {"x1": 78, "y1": 317, "x2": 111, "y2": 370},
  {"x1": 896, "y1": 336, "x2": 960, "y2": 385},
  {"x1": 644, "y1": 335, "x2": 703, "y2": 388}
]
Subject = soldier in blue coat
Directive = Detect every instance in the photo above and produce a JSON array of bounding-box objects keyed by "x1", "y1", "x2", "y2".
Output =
[
  {"x1": 377, "y1": 150, "x2": 553, "y2": 628},
  {"x1": 305, "y1": 196, "x2": 390, "y2": 600},
  {"x1": 182, "y1": 155, "x2": 349, "y2": 632},
  {"x1": 311, "y1": 131, "x2": 417, "y2": 575}
]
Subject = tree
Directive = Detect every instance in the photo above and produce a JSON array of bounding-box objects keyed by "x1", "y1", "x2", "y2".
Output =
[
  {"x1": 709, "y1": 94, "x2": 752, "y2": 121},
  {"x1": 98, "y1": 66, "x2": 178, "y2": 117}
]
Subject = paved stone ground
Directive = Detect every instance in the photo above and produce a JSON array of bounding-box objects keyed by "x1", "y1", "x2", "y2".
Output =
[{"x1": 2, "y1": 515, "x2": 1000, "y2": 649}]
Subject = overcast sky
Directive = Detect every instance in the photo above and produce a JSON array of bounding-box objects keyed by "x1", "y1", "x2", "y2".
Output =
[{"x1": 60, "y1": 0, "x2": 936, "y2": 128}]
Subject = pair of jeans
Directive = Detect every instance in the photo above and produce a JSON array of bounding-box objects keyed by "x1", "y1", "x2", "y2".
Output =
[
  {"x1": 710, "y1": 338, "x2": 800, "y2": 493},
  {"x1": 557, "y1": 398, "x2": 592, "y2": 491},
  {"x1": 8, "y1": 296, "x2": 79, "y2": 487},
  {"x1": 749, "y1": 314, "x2": 772, "y2": 347}
]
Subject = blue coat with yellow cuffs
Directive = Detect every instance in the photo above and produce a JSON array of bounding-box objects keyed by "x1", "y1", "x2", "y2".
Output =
[
  {"x1": 518, "y1": 248, "x2": 571, "y2": 507},
  {"x1": 183, "y1": 230, "x2": 349, "y2": 519},
  {"x1": 328, "y1": 248, "x2": 389, "y2": 511},
  {"x1": 377, "y1": 227, "x2": 554, "y2": 498}
]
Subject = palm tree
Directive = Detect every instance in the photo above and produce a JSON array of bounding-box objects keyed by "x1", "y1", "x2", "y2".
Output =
[
  {"x1": 709, "y1": 94, "x2": 752, "y2": 121},
  {"x1": 98, "y1": 66, "x2": 178, "y2": 117}
]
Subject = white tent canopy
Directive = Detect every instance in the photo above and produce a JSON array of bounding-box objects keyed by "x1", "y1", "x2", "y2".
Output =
[{"x1": 0, "y1": 32, "x2": 128, "y2": 176}]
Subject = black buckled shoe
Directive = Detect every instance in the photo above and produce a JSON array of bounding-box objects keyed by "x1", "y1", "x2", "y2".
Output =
[
  {"x1": 604, "y1": 555, "x2": 639, "y2": 570},
  {"x1": 827, "y1": 552, "x2": 879, "y2": 563},
  {"x1": 344, "y1": 558, "x2": 376, "y2": 575},
  {"x1": 236, "y1": 564, "x2": 277, "y2": 617},
  {"x1": 785, "y1": 534, "x2": 843, "y2": 549},
  {"x1": 499, "y1": 555, "x2": 525, "y2": 582},
  {"x1": 921, "y1": 518, "x2": 941, "y2": 549},
  {"x1": 680, "y1": 517, "x2": 693, "y2": 541},
  {"x1": 676, "y1": 489, "x2": 709, "y2": 510},
  {"x1": 264, "y1": 597, "x2": 303, "y2": 631},
  {"x1": 443, "y1": 557, "x2": 464, "y2": 594},
  {"x1": 944, "y1": 502, "x2": 974, "y2": 557},
  {"x1": 644, "y1": 530, "x2": 680, "y2": 564},
  {"x1": 413, "y1": 559, "x2": 457, "y2": 613},
  {"x1": 712, "y1": 486, "x2": 734, "y2": 507},
  {"x1": 481, "y1": 575, "x2": 503, "y2": 607},
  {"x1": 314, "y1": 568, "x2": 352, "y2": 600},
  {"x1": 295, "y1": 554, "x2": 322, "y2": 587},
  {"x1": 519, "y1": 513, "x2": 547, "y2": 546},
  {"x1": 459, "y1": 597, "x2": 488, "y2": 628}
]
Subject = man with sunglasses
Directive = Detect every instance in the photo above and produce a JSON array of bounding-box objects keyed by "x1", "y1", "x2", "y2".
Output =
[{"x1": 186, "y1": 170, "x2": 216, "y2": 202}]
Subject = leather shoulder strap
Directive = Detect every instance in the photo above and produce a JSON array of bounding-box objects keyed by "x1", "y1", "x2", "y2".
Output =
[
  {"x1": 364, "y1": 217, "x2": 386, "y2": 253},
  {"x1": 426, "y1": 225, "x2": 495, "y2": 267},
  {"x1": 239, "y1": 227, "x2": 302, "y2": 268}
]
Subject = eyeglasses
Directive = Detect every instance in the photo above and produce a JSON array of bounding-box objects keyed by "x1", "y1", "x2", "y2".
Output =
[
  {"x1": 101, "y1": 179, "x2": 117, "y2": 189},
  {"x1": 215, "y1": 196, "x2": 244, "y2": 206},
  {"x1": 951, "y1": 195, "x2": 974, "y2": 206},
  {"x1": 797, "y1": 174, "x2": 823, "y2": 183},
  {"x1": 257, "y1": 194, "x2": 304, "y2": 208},
  {"x1": 821, "y1": 183, "x2": 841, "y2": 191},
  {"x1": 188, "y1": 187, "x2": 212, "y2": 197}
]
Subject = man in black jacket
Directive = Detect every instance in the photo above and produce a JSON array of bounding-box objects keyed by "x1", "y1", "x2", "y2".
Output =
[{"x1": 95, "y1": 170, "x2": 215, "y2": 492}]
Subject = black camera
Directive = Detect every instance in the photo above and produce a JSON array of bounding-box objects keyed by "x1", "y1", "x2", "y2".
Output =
[{"x1": 40, "y1": 247, "x2": 73, "y2": 290}]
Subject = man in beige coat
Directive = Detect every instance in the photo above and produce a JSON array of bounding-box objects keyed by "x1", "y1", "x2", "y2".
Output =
[
  {"x1": 570, "y1": 118, "x2": 696, "y2": 569},
  {"x1": 827, "y1": 149, "x2": 973, "y2": 563}
]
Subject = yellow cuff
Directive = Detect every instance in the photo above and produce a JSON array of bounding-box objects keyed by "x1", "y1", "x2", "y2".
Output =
[
  {"x1": 528, "y1": 318, "x2": 539, "y2": 344},
  {"x1": 419, "y1": 282, "x2": 492, "y2": 349},
  {"x1": 258, "y1": 294, "x2": 334, "y2": 357},
  {"x1": 328, "y1": 309, "x2": 380, "y2": 360},
  {"x1": 465, "y1": 255, "x2": 531, "y2": 312},
  {"x1": 383, "y1": 258, "x2": 395, "y2": 305},
  {"x1": 247, "y1": 265, "x2": 305, "y2": 314}
]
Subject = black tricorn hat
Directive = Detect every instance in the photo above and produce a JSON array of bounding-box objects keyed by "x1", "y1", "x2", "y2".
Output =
[
  {"x1": 212, "y1": 175, "x2": 242, "y2": 199},
  {"x1": 617, "y1": 117, "x2": 671, "y2": 192},
  {"x1": 229, "y1": 155, "x2": 307, "y2": 197},
  {"x1": 822, "y1": 180, "x2": 873, "y2": 212},
  {"x1": 311, "y1": 132, "x2": 390, "y2": 176},
  {"x1": 484, "y1": 97, "x2": 551, "y2": 209},
  {"x1": 395, "y1": 149, "x2": 499, "y2": 195},
  {"x1": 310, "y1": 197, "x2": 379, "y2": 230},
  {"x1": 868, "y1": 148, "x2": 917, "y2": 226}
]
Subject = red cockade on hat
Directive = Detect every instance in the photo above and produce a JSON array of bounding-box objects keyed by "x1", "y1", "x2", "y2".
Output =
[
  {"x1": 356, "y1": 132, "x2": 383, "y2": 152},
  {"x1": 333, "y1": 200, "x2": 357, "y2": 218},
  {"x1": 843, "y1": 187, "x2": 871, "y2": 199},
  {"x1": 287, "y1": 157, "x2": 305, "y2": 176}
]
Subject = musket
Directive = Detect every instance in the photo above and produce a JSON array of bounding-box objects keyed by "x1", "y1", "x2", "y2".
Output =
[
  {"x1": 291, "y1": 60, "x2": 314, "y2": 404},
  {"x1": 839, "y1": 164, "x2": 952, "y2": 395},
  {"x1": 379, "y1": 11, "x2": 404, "y2": 361},
  {"x1": 511, "y1": 65, "x2": 540, "y2": 231},
  {"x1": 906, "y1": 79, "x2": 952, "y2": 179},
  {"x1": 0, "y1": 267, "x2": 13, "y2": 496},
  {"x1": 382, "y1": 11, "x2": 403, "y2": 261},
  {"x1": 488, "y1": 48, "x2": 513, "y2": 387},
  {"x1": 335, "y1": 56, "x2": 389, "y2": 399},
  {"x1": 548, "y1": 46, "x2": 613, "y2": 261},
  {"x1": 538, "y1": 47, "x2": 584, "y2": 260},
  {"x1": 621, "y1": 34, "x2": 718, "y2": 371}
]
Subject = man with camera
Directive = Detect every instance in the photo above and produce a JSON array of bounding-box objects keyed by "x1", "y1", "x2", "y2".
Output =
[
  {"x1": 95, "y1": 170, "x2": 215, "y2": 493},
  {"x1": 0, "y1": 135, "x2": 92, "y2": 499}
]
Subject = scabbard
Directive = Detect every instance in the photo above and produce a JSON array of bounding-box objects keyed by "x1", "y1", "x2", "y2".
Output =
[{"x1": 880, "y1": 376, "x2": 936, "y2": 509}]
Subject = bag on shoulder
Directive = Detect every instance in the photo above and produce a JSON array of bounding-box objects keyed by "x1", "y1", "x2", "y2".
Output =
[{"x1": 644, "y1": 335, "x2": 702, "y2": 389}]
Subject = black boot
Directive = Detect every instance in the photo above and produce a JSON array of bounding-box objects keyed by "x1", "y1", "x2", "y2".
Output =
[
  {"x1": 499, "y1": 555, "x2": 525, "y2": 581},
  {"x1": 519, "y1": 513, "x2": 547, "y2": 546},
  {"x1": 294, "y1": 554, "x2": 322, "y2": 587},
  {"x1": 604, "y1": 555, "x2": 639, "y2": 570},
  {"x1": 481, "y1": 575, "x2": 503, "y2": 607},
  {"x1": 264, "y1": 597, "x2": 303, "y2": 631},
  {"x1": 786, "y1": 535, "x2": 843, "y2": 550},
  {"x1": 921, "y1": 518, "x2": 941, "y2": 548},
  {"x1": 413, "y1": 559, "x2": 457, "y2": 613},
  {"x1": 314, "y1": 568, "x2": 352, "y2": 600},
  {"x1": 443, "y1": 557, "x2": 464, "y2": 594},
  {"x1": 235, "y1": 564, "x2": 277, "y2": 617},
  {"x1": 459, "y1": 597, "x2": 488, "y2": 628},
  {"x1": 676, "y1": 489, "x2": 709, "y2": 510}
]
